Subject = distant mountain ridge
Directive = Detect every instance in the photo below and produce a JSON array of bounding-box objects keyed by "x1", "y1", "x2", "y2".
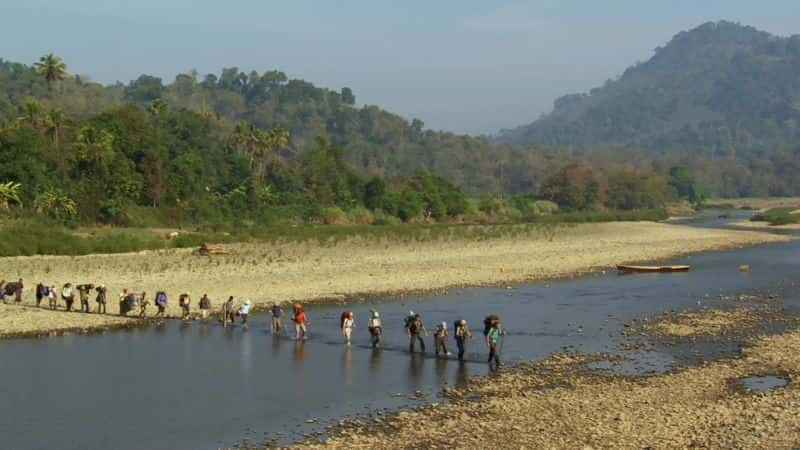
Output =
[{"x1": 496, "y1": 21, "x2": 800, "y2": 157}]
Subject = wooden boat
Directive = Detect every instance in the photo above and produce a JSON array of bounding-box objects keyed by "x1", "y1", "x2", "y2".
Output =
[{"x1": 616, "y1": 264, "x2": 690, "y2": 273}]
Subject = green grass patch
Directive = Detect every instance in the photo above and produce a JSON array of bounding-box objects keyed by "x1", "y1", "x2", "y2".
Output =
[{"x1": 749, "y1": 207, "x2": 800, "y2": 225}]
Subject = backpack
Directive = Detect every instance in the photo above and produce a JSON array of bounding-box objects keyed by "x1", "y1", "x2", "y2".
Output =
[
  {"x1": 404, "y1": 315, "x2": 414, "y2": 329},
  {"x1": 156, "y1": 291, "x2": 167, "y2": 306},
  {"x1": 4, "y1": 283, "x2": 18, "y2": 296},
  {"x1": 42, "y1": 286, "x2": 50, "y2": 296},
  {"x1": 483, "y1": 315, "x2": 499, "y2": 337}
]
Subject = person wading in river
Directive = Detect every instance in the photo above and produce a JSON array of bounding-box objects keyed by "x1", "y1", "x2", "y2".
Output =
[
  {"x1": 407, "y1": 313, "x2": 427, "y2": 354},
  {"x1": 222, "y1": 296, "x2": 236, "y2": 326},
  {"x1": 454, "y1": 319, "x2": 472, "y2": 362},
  {"x1": 238, "y1": 299, "x2": 251, "y2": 327},
  {"x1": 341, "y1": 311, "x2": 355, "y2": 345},
  {"x1": 485, "y1": 316, "x2": 503, "y2": 369},
  {"x1": 368, "y1": 310, "x2": 382, "y2": 348},
  {"x1": 179, "y1": 293, "x2": 191, "y2": 320},
  {"x1": 293, "y1": 304, "x2": 308, "y2": 340},
  {"x1": 95, "y1": 285, "x2": 107, "y2": 314},
  {"x1": 434, "y1": 322, "x2": 450, "y2": 356},
  {"x1": 199, "y1": 294, "x2": 211, "y2": 320},
  {"x1": 269, "y1": 303, "x2": 283, "y2": 334}
]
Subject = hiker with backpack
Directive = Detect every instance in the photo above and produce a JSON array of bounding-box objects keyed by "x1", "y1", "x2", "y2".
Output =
[
  {"x1": 293, "y1": 304, "x2": 308, "y2": 340},
  {"x1": 407, "y1": 313, "x2": 427, "y2": 353},
  {"x1": 77, "y1": 284, "x2": 94, "y2": 313},
  {"x1": 269, "y1": 303, "x2": 283, "y2": 334},
  {"x1": 222, "y1": 297, "x2": 236, "y2": 326},
  {"x1": 5, "y1": 278, "x2": 24, "y2": 304},
  {"x1": 198, "y1": 294, "x2": 211, "y2": 320},
  {"x1": 35, "y1": 282, "x2": 46, "y2": 307},
  {"x1": 341, "y1": 311, "x2": 355, "y2": 345},
  {"x1": 48, "y1": 285, "x2": 57, "y2": 310},
  {"x1": 454, "y1": 319, "x2": 473, "y2": 361},
  {"x1": 367, "y1": 310, "x2": 382, "y2": 348},
  {"x1": 434, "y1": 322, "x2": 450, "y2": 356},
  {"x1": 95, "y1": 285, "x2": 107, "y2": 313},
  {"x1": 154, "y1": 291, "x2": 168, "y2": 318},
  {"x1": 484, "y1": 315, "x2": 503, "y2": 368},
  {"x1": 179, "y1": 293, "x2": 191, "y2": 320},
  {"x1": 62, "y1": 283, "x2": 75, "y2": 311}
]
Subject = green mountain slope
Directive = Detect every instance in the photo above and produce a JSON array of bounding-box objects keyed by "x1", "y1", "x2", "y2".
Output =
[{"x1": 497, "y1": 21, "x2": 800, "y2": 158}]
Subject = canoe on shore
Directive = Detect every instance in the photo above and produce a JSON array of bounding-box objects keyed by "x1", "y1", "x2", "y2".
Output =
[{"x1": 616, "y1": 264, "x2": 691, "y2": 273}]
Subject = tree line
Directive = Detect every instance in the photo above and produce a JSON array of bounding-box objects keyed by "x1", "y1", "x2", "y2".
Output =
[{"x1": 0, "y1": 54, "x2": 704, "y2": 227}]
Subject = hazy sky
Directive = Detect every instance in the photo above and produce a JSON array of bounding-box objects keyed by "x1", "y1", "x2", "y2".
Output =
[{"x1": 3, "y1": 1, "x2": 799, "y2": 134}]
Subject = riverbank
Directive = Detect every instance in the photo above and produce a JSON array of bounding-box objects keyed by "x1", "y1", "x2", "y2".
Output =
[
  {"x1": 297, "y1": 307, "x2": 800, "y2": 449},
  {"x1": 0, "y1": 221, "x2": 793, "y2": 338}
]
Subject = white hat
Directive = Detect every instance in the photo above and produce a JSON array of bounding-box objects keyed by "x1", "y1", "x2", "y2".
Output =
[
  {"x1": 373, "y1": 311, "x2": 380, "y2": 318},
  {"x1": 441, "y1": 321, "x2": 447, "y2": 329}
]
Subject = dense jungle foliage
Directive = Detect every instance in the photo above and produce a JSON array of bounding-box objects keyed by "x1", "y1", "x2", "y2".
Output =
[{"x1": 497, "y1": 21, "x2": 800, "y2": 198}]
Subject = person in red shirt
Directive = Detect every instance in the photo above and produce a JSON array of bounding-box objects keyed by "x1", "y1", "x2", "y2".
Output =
[{"x1": 293, "y1": 304, "x2": 309, "y2": 340}]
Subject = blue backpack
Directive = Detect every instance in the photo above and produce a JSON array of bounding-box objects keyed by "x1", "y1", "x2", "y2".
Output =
[{"x1": 156, "y1": 292, "x2": 168, "y2": 306}]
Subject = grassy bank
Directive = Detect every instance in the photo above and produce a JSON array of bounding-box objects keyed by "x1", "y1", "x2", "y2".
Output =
[
  {"x1": 750, "y1": 207, "x2": 800, "y2": 226},
  {"x1": 0, "y1": 209, "x2": 668, "y2": 257}
]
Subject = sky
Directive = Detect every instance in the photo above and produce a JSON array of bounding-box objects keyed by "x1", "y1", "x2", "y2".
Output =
[{"x1": 2, "y1": 1, "x2": 799, "y2": 135}]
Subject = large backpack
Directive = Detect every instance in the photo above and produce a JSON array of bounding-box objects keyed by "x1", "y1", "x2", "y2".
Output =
[
  {"x1": 483, "y1": 315, "x2": 499, "y2": 337},
  {"x1": 4, "y1": 283, "x2": 18, "y2": 296},
  {"x1": 42, "y1": 286, "x2": 50, "y2": 297},
  {"x1": 155, "y1": 291, "x2": 167, "y2": 306}
]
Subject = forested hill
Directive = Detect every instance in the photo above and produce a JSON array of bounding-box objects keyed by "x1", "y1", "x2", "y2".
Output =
[
  {"x1": 0, "y1": 59, "x2": 537, "y2": 194},
  {"x1": 496, "y1": 21, "x2": 800, "y2": 158}
]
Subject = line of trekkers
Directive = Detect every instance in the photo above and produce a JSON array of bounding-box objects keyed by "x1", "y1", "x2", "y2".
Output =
[{"x1": 3, "y1": 279, "x2": 505, "y2": 367}]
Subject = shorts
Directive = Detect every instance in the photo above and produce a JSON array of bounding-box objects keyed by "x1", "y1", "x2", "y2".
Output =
[{"x1": 295, "y1": 323, "x2": 306, "y2": 333}]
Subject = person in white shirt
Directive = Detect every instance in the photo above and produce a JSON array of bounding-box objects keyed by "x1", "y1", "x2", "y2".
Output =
[
  {"x1": 238, "y1": 299, "x2": 251, "y2": 327},
  {"x1": 341, "y1": 311, "x2": 355, "y2": 345},
  {"x1": 367, "y1": 310, "x2": 382, "y2": 348}
]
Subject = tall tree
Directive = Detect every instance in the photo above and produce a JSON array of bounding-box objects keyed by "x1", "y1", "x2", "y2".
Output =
[{"x1": 34, "y1": 53, "x2": 67, "y2": 99}]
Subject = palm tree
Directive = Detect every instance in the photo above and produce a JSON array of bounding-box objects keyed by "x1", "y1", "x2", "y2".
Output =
[
  {"x1": 16, "y1": 100, "x2": 46, "y2": 130},
  {"x1": 269, "y1": 127, "x2": 290, "y2": 154},
  {"x1": 0, "y1": 182, "x2": 23, "y2": 210},
  {"x1": 34, "y1": 53, "x2": 67, "y2": 99},
  {"x1": 34, "y1": 188, "x2": 77, "y2": 221},
  {"x1": 45, "y1": 108, "x2": 67, "y2": 152}
]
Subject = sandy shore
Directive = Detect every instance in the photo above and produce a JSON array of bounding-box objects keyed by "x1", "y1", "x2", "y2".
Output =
[
  {"x1": 0, "y1": 221, "x2": 793, "y2": 338},
  {"x1": 297, "y1": 308, "x2": 800, "y2": 449}
]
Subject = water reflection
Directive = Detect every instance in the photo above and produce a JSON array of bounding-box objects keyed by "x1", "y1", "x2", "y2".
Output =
[
  {"x1": 434, "y1": 357, "x2": 447, "y2": 382},
  {"x1": 408, "y1": 354, "x2": 424, "y2": 386},
  {"x1": 292, "y1": 340, "x2": 307, "y2": 367},
  {"x1": 455, "y1": 362, "x2": 470, "y2": 388},
  {"x1": 341, "y1": 347, "x2": 354, "y2": 386},
  {"x1": 368, "y1": 349, "x2": 382, "y2": 382},
  {"x1": 271, "y1": 335, "x2": 282, "y2": 358}
]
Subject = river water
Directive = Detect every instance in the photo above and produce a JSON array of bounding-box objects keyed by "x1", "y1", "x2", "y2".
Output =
[{"x1": 1, "y1": 215, "x2": 798, "y2": 449}]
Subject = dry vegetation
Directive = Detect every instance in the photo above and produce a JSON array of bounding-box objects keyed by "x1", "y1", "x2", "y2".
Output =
[
  {"x1": 0, "y1": 221, "x2": 793, "y2": 337},
  {"x1": 298, "y1": 310, "x2": 800, "y2": 449}
]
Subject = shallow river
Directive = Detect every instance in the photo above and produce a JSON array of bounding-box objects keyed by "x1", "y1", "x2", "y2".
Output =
[{"x1": 1, "y1": 216, "x2": 799, "y2": 449}]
